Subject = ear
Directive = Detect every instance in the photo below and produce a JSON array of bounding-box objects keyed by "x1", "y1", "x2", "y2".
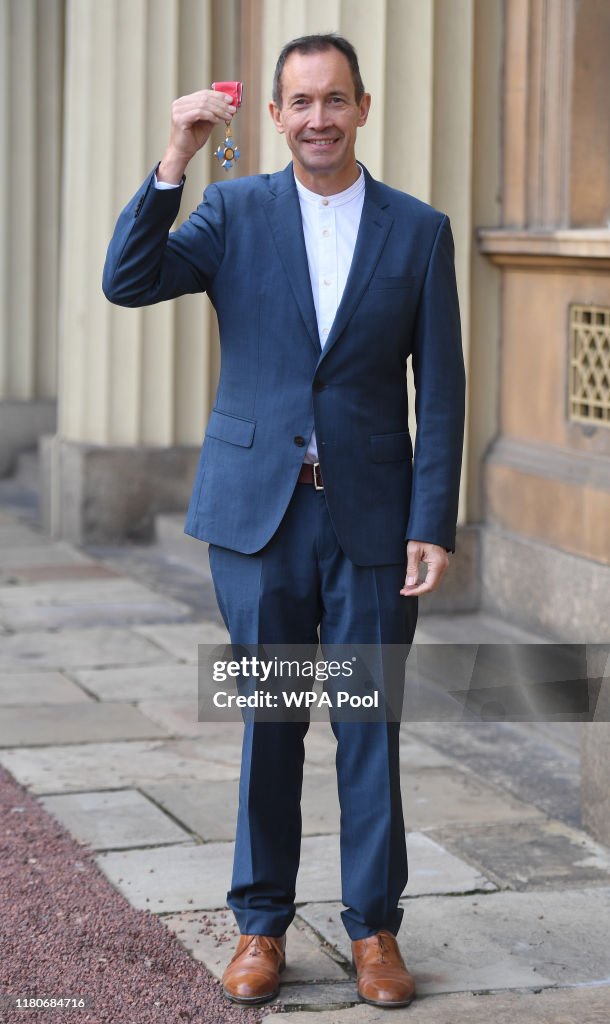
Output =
[
  {"x1": 357, "y1": 92, "x2": 372, "y2": 128},
  {"x1": 268, "y1": 101, "x2": 285, "y2": 134}
]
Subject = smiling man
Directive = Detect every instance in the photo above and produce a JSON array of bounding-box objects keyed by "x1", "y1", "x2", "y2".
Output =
[{"x1": 103, "y1": 34, "x2": 465, "y2": 1010}]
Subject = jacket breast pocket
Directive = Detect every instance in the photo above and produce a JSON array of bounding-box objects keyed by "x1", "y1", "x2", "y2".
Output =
[
  {"x1": 369, "y1": 430, "x2": 412, "y2": 462},
  {"x1": 206, "y1": 408, "x2": 256, "y2": 448},
  {"x1": 368, "y1": 274, "x2": 416, "y2": 291}
]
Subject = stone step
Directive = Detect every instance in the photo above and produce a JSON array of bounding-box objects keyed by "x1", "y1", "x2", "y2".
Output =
[
  {"x1": 14, "y1": 447, "x2": 40, "y2": 488},
  {"x1": 154, "y1": 512, "x2": 211, "y2": 579}
]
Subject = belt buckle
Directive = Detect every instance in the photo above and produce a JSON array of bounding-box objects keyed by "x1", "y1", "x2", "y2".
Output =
[{"x1": 312, "y1": 462, "x2": 324, "y2": 490}]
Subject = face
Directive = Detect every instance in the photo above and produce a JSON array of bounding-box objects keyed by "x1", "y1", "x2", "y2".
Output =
[{"x1": 269, "y1": 48, "x2": 371, "y2": 194}]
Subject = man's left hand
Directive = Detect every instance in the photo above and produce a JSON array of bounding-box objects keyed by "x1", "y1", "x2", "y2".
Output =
[{"x1": 400, "y1": 540, "x2": 449, "y2": 597}]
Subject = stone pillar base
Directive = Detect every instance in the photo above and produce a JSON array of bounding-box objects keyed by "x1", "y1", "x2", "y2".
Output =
[
  {"x1": 482, "y1": 525, "x2": 609, "y2": 642},
  {"x1": 39, "y1": 436, "x2": 200, "y2": 545},
  {"x1": 582, "y1": 718, "x2": 610, "y2": 845},
  {"x1": 0, "y1": 399, "x2": 57, "y2": 476},
  {"x1": 419, "y1": 525, "x2": 481, "y2": 615}
]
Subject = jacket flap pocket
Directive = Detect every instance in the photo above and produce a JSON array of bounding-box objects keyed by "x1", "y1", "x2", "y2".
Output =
[
  {"x1": 369, "y1": 430, "x2": 412, "y2": 462},
  {"x1": 206, "y1": 409, "x2": 256, "y2": 448}
]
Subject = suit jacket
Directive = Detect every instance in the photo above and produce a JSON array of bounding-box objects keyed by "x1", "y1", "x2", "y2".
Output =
[{"x1": 103, "y1": 162, "x2": 465, "y2": 565}]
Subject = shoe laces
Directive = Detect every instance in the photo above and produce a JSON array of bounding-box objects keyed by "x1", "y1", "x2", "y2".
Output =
[
  {"x1": 250, "y1": 935, "x2": 276, "y2": 957},
  {"x1": 376, "y1": 933, "x2": 389, "y2": 963}
]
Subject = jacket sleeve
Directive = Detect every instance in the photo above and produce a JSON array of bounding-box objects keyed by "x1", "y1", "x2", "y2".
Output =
[
  {"x1": 102, "y1": 165, "x2": 225, "y2": 307},
  {"x1": 405, "y1": 214, "x2": 466, "y2": 554}
]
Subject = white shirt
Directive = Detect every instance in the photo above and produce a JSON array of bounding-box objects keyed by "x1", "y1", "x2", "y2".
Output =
[
  {"x1": 154, "y1": 166, "x2": 365, "y2": 462},
  {"x1": 294, "y1": 166, "x2": 365, "y2": 461}
]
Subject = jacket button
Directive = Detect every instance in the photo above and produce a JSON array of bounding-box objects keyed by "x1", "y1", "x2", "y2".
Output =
[
  {"x1": 312, "y1": 380, "x2": 325, "y2": 392},
  {"x1": 293, "y1": 435, "x2": 306, "y2": 447}
]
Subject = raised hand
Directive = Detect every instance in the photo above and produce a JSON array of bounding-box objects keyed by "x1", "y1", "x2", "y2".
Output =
[{"x1": 158, "y1": 89, "x2": 237, "y2": 183}]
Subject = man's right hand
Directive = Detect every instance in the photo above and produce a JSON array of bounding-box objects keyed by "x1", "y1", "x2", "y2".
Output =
[{"x1": 157, "y1": 89, "x2": 237, "y2": 184}]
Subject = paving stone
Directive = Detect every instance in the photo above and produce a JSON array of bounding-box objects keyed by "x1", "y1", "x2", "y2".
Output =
[
  {"x1": 298, "y1": 886, "x2": 610, "y2": 995},
  {"x1": 293, "y1": 833, "x2": 493, "y2": 906},
  {"x1": 143, "y1": 720, "x2": 245, "y2": 771},
  {"x1": 142, "y1": 779, "x2": 238, "y2": 841},
  {"x1": 96, "y1": 842, "x2": 230, "y2": 912},
  {"x1": 0, "y1": 671, "x2": 92, "y2": 705},
  {"x1": 134, "y1": 622, "x2": 229, "y2": 662},
  {"x1": 432, "y1": 819, "x2": 610, "y2": 889},
  {"x1": 304, "y1": 721, "x2": 340, "y2": 765},
  {"x1": 247, "y1": 763, "x2": 542, "y2": 838},
  {"x1": 263, "y1": 986, "x2": 610, "y2": 1022},
  {"x1": 0, "y1": 543, "x2": 90, "y2": 568},
  {"x1": 402, "y1": 767, "x2": 543, "y2": 831},
  {"x1": 0, "y1": 525, "x2": 56, "y2": 547},
  {"x1": 163, "y1": 909, "x2": 347, "y2": 982},
  {"x1": 415, "y1": 612, "x2": 548, "y2": 645},
  {"x1": 0, "y1": 578, "x2": 179, "y2": 607},
  {"x1": 272, "y1": 982, "x2": 359, "y2": 1011},
  {"x1": 0, "y1": 626, "x2": 173, "y2": 670},
  {"x1": 6, "y1": 563, "x2": 121, "y2": 583},
  {"x1": 40, "y1": 788, "x2": 191, "y2": 850},
  {"x1": 144, "y1": 764, "x2": 336, "y2": 842},
  {"x1": 0, "y1": 578, "x2": 191, "y2": 629},
  {"x1": 0, "y1": 702, "x2": 170, "y2": 747},
  {"x1": 399, "y1": 733, "x2": 455, "y2": 768},
  {"x1": 85, "y1": 544, "x2": 223, "y2": 624},
  {"x1": 73, "y1": 664, "x2": 198, "y2": 702},
  {"x1": 408, "y1": 720, "x2": 582, "y2": 827},
  {"x1": 0, "y1": 738, "x2": 241, "y2": 793},
  {"x1": 137, "y1": 698, "x2": 214, "y2": 737}
]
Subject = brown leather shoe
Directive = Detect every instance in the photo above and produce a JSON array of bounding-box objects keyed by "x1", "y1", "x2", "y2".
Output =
[
  {"x1": 352, "y1": 930, "x2": 415, "y2": 1008},
  {"x1": 221, "y1": 933, "x2": 286, "y2": 1005}
]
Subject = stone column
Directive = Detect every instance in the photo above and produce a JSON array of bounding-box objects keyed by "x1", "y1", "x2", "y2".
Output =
[
  {"x1": 479, "y1": 0, "x2": 610, "y2": 639},
  {"x1": 0, "y1": 0, "x2": 62, "y2": 475},
  {"x1": 42, "y1": 0, "x2": 237, "y2": 543}
]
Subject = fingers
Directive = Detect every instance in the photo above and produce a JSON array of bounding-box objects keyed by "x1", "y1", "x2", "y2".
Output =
[
  {"x1": 171, "y1": 89, "x2": 236, "y2": 131},
  {"x1": 400, "y1": 541, "x2": 449, "y2": 597},
  {"x1": 403, "y1": 543, "x2": 422, "y2": 590}
]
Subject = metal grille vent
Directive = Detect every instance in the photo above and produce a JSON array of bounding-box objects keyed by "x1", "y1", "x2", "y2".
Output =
[{"x1": 569, "y1": 304, "x2": 610, "y2": 426}]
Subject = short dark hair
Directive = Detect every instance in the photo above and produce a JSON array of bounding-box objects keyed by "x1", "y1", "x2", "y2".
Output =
[{"x1": 272, "y1": 33, "x2": 365, "y2": 107}]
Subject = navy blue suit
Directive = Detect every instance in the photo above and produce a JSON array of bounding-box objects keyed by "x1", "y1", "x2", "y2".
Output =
[{"x1": 103, "y1": 162, "x2": 465, "y2": 940}]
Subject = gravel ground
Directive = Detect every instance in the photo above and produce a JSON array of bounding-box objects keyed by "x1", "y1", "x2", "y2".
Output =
[{"x1": 0, "y1": 766, "x2": 280, "y2": 1023}]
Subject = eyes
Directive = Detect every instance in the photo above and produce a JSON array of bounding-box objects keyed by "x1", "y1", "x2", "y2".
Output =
[{"x1": 290, "y1": 96, "x2": 348, "y2": 109}]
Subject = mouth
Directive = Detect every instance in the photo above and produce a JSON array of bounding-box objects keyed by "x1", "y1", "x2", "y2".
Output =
[{"x1": 303, "y1": 137, "x2": 341, "y2": 148}]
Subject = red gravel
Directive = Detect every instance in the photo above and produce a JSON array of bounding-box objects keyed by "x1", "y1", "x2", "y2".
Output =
[{"x1": 0, "y1": 766, "x2": 281, "y2": 1023}]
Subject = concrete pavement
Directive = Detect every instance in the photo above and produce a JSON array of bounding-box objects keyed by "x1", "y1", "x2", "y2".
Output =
[{"x1": 1, "y1": 472, "x2": 609, "y2": 1022}]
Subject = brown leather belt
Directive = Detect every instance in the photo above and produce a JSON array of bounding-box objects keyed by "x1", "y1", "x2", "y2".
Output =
[{"x1": 297, "y1": 461, "x2": 324, "y2": 490}]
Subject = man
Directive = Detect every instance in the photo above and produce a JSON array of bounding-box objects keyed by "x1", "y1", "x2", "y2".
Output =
[{"x1": 103, "y1": 34, "x2": 465, "y2": 1010}]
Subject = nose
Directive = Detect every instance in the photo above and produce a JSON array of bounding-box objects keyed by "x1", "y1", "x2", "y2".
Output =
[{"x1": 307, "y1": 100, "x2": 332, "y2": 131}]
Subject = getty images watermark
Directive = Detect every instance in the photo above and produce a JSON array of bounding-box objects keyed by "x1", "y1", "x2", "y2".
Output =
[
  {"x1": 210, "y1": 653, "x2": 376, "y2": 712},
  {"x1": 197, "y1": 643, "x2": 610, "y2": 723}
]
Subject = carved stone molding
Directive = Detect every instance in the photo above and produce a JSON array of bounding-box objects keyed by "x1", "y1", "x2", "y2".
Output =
[{"x1": 477, "y1": 229, "x2": 610, "y2": 269}]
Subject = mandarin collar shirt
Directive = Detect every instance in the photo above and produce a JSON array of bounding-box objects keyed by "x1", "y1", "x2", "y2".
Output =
[{"x1": 294, "y1": 165, "x2": 365, "y2": 463}]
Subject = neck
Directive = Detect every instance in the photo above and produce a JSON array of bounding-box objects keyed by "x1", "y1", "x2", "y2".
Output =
[{"x1": 293, "y1": 161, "x2": 360, "y2": 197}]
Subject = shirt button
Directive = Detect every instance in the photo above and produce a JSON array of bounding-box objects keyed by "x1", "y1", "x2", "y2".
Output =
[
  {"x1": 322, "y1": 228, "x2": 330, "y2": 237},
  {"x1": 322, "y1": 199, "x2": 329, "y2": 206},
  {"x1": 293, "y1": 435, "x2": 306, "y2": 447},
  {"x1": 322, "y1": 327, "x2": 329, "y2": 336},
  {"x1": 323, "y1": 278, "x2": 331, "y2": 286}
]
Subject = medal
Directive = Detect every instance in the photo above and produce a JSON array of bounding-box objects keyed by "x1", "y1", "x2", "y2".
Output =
[{"x1": 212, "y1": 81, "x2": 243, "y2": 170}]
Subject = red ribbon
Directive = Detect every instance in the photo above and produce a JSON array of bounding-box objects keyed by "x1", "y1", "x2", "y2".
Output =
[{"x1": 212, "y1": 81, "x2": 243, "y2": 108}]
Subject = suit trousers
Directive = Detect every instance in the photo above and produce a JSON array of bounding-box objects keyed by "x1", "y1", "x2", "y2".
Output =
[{"x1": 207, "y1": 480, "x2": 418, "y2": 940}]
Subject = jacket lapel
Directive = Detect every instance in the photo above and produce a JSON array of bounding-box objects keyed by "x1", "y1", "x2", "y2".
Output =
[
  {"x1": 317, "y1": 168, "x2": 394, "y2": 366},
  {"x1": 263, "y1": 166, "x2": 320, "y2": 354},
  {"x1": 262, "y1": 164, "x2": 395, "y2": 361}
]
